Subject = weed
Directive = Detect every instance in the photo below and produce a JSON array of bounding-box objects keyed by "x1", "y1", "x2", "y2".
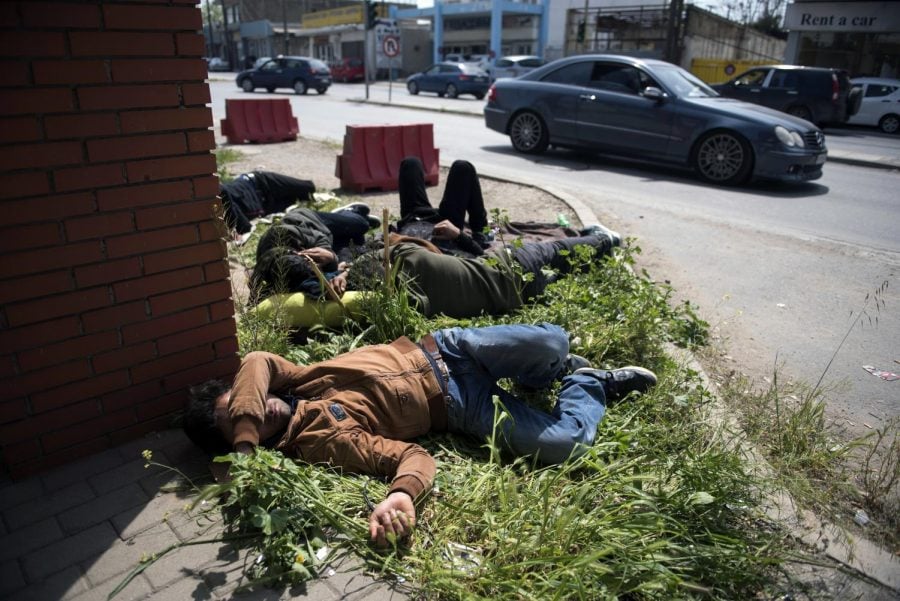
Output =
[{"x1": 213, "y1": 147, "x2": 244, "y2": 182}]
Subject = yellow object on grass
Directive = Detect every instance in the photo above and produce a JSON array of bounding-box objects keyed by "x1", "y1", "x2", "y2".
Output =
[{"x1": 255, "y1": 291, "x2": 365, "y2": 328}]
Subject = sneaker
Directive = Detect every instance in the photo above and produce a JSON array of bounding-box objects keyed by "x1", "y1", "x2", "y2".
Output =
[
  {"x1": 564, "y1": 353, "x2": 592, "y2": 373},
  {"x1": 333, "y1": 202, "x2": 371, "y2": 217},
  {"x1": 472, "y1": 231, "x2": 494, "y2": 249},
  {"x1": 365, "y1": 215, "x2": 382, "y2": 230},
  {"x1": 579, "y1": 224, "x2": 621, "y2": 247},
  {"x1": 574, "y1": 366, "x2": 657, "y2": 401}
]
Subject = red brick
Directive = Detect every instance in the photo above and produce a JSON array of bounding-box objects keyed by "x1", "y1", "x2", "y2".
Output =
[
  {"x1": 199, "y1": 219, "x2": 227, "y2": 242},
  {"x1": 150, "y1": 280, "x2": 232, "y2": 315},
  {"x1": 136, "y1": 198, "x2": 215, "y2": 230},
  {"x1": 0, "y1": 60, "x2": 31, "y2": 87},
  {"x1": 21, "y1": 2, "x2": 101, "y2": 28},
  {"x1": 33, "y1": 60, "x2": 108, "y2": 85},
  {"x1": 175, "y1": 33, "x2": 205, "y2": 56},
  {"x1": 55, "y1": 163, "x2": 126, "y2": 192},
  {"x1": 104, "y1": 4, "x2": 201, "y2": 30},
  {"x1": 0, "y1": 317, "x2": 80, "y2": 352},
  {"x1": 160, "y1": 355, "x2": 239, "y2": 394},
  {"x1": 3, "y1": 439, "x2": 43, "y2": 464},
  {"x1": 127, "y1": 154, "x2": 217, "y2": 183},
  {"x1": 45, "y1": 113, "x2": 118, "y2": 140},
  {"x1": 92, "y1": 342, "x2": 156, "y2": 374},
  {"x1": 3, "y1": 360, "x2": 91, "y2": 398},
  {"x1": 65, "y1": 211, "x2": 135, "y2": 242},
  {"x1": 18, "y1": 331, "x2": 120, "y2": 373},
  {"x1": 0, "y1": 32, "x2": 66, "y2": 57},
  {"x1": 143, "y1": 241, "x2": 223, "y2": 275},
  {"x1": 5, "y1": 287, "x2": 111, "y2": 328},
  {"x1": 0, "y1": 141, "x2": 82, "y2": 171},
  {"x1": 181, "y1": 82, "x2": 210, "y2": 105},
  {"x1": 122, "y1": 306, "x2": 207, "y2": 344},
  {"x1": 0, "y1": 399, "x2": 27, "y2": 425},
  {"x1": 0, "y1": 116, "x2": 41, "y2": 143},
  {"x1": 186, "y1": 130, "x2": 215, "y2": 152},
  {"x1": 203, "y1": 260, "x2": 229, "y2": 283},
  {"x1": 78, "y1": 85, "x2": 179, "y2": 113},
  {"x1": 192, "y1": 174, "x2": 220, "y2": 198},
  {"x1": 110, "y1": 59, "x2": 207, "y2": 83},
  {"x1": 2, "y1": 400, "x2": 100, "y2": 445},
  {"x1": 114, "y1": 266, "x2": 203, "y2": 302},
  {"x1": 101, "y1": 380, "x2": 161, "y2": 413},
  {"x1": 8, "y1": 438, "x2": 109, "y2": 480},
  {"x1": 88, "y1": 133, "x2": 185, "y2": 162},
  {"x1": 136, "y1": 391, "x2": 182, "y2": 421},
  {"x1": 0, "y1": 240, "x2": 103, "y2": 278},
  {"x1": 31, "y1": 369, "x2": 130, "y2": 413},
  {"x1": 0, "y1": 222, "x2": 62, "y2": 252},
  {"x1": 0, "y1": 269, "x2": 72, "y2": 304},
  {"x1": 0, "y1": 89, "x2": 73, "y2": 115},
  {"x1": 158, "y1": 320, "x2": 235, "y2": 355},
  {"x1": 0, "y1": 3, "x2": 19, "y2": 26},
  {"x1": 74, "y1": 257, "x2": 142, "y2": 288},
  {"x1": 209, "y1": 299, "x2": 236, "y2": 322},
  {"x1": 42, "y1": 409, "x2": 136, "y2": 453},
  {"x1": 0, "y1": 355, "x2": 15, "y2": 379},
  {"x1": 2, "y1": 192, "x2": 95, "y2": 225},
  {"x1": 106, "y1": 224, "x2": 197, "y2": 258},
  {"x1": 131, "y1": 346, "x2": 213, "y2": 384},
  {"x1": 70, "y1": 32, "x2": 174, "y2": 57},
  {"x1": 96, "y1": 180, "x2": 192, "y2": 211},
  {"x1": 120, "y1": 107, "x2": 211, "y2": 134},
  {"x1": 82, "y1": 301, "x2": 147, "y2": 333},
  {"x1": 214, "y1": 335, "x2": 239, "y2": 358}
]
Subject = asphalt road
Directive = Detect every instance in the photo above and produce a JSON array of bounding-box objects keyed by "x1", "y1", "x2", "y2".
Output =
[{"x1": 210, "y1": 79, "x2": 900, "y2": 438}]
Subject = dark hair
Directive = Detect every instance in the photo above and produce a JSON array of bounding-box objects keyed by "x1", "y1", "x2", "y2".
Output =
[
  {"x1": 183, "y1": 379, "x2": 232, "y2": 455},
  {"x1": 249, "y1": 225, "x2": 316, "y2": 303}
]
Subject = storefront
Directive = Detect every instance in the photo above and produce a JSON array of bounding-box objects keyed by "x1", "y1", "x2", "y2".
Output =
[{"x1": 783, "y1": 1, "x2": 900, "y2": 77}]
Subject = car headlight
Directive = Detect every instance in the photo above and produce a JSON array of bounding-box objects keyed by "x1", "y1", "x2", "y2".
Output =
[{"x1": 775, "y1": 125, "x2": 805, "y2": 148}]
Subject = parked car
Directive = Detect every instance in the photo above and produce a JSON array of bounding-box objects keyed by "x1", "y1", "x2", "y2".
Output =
[
  {"x1": 491, "y1": 55, "x2": 545, "y2": 80},
  {"x1": 484, "y1": 54, "x2": 828, "y2": 185},
  {"x1": 331, "y1": 57, "x2": 365, "y2": 83},
  {"x1": 712, "y1": 65, "x2": 861, "y2": 126},
  {"x1": 235, "y1": 56, "x2": 331, "y2": 95},
  {"x1": 407, "y1": 62, "x2": 491, "y2": 99},
  {"x1": 206, "y1": 57, "x2": 231, "y2": 72},
  {"x1": 253, "y1": 56, "x2": 272, "y2": 69},
  {"x1": 847, "y1": 77, "x2": 900, "y2": 134},
  {"x1": 444, "y1": 53, "x2": 466, "y2": 63}
]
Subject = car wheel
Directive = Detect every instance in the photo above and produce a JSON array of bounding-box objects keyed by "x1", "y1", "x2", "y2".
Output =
[
  {"x1": 879, "y1": 114, "x2": 900, "y2": 134},
  {"x1": 293, "y1": 80, "x2": 307, "y2": 95},
  {"x1": 474, "y1": 92, "x2": 485, "y2": 100},
  {"x1": 407, "y1": 81, "x2": 419, "y2": 95},
  {"x1": 693, "y1": 130, "x2": 753, "y2": 185},
  {"x1": 266, "y1": 87, "x2": 275, "y2": 93},
  {"x1": 240, "y1": 78, "x2": 254, "y2": 93},
  {"x1": 446, "y1": 83, "x2": 458, "y2": 98},
  {"x1": 317, "y1": 87, "x2": 327, "y2": 95},
  {"x1": 787, "y1": 105, "x2": 813, "y2": 122},
  {"x1": 509, "y1": 111, "x2": 549, "y2": 154}
]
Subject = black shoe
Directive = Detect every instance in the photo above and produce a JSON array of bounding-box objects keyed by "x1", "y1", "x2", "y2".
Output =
[
  {"x1": 579, "y1": 224, "x2": 621, "y2": 247},
  {"x1": 574, "y1": 366, "x2": 657, "y2": 401},
  {"x1": 365, "y1": 215, "x2": 381, "y2": 230},
  {"x1": 333, "y1": 202, "x2": 371, "y2": 217},
  {"x1": 564, "y1": 353, "x2": 591, "y2": 373},
  {"x1": 472, "y1": 231, "x2": 494, "y2": 249}
]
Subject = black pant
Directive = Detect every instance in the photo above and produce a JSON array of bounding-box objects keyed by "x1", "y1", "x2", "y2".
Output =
[
  {"x1": 398, "y1": 157, "x2": 488, "y2": 235},
  {"x1": 512, "y1": 235, "x2": 613, "y2": 300},
  {"x1": 251, "y1": 171, "x2": 315, "y2": 213},
  {"x1": 316, "y1": 210, "x2": 368, "y2": 260}
]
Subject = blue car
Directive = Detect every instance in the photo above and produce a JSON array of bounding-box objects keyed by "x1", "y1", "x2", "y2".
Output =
[
  {"x1": 236, "y1": 55, "x2": 331, "y2": 95},
  {"x1": 407, "y1": 62, "x2": 491, "y2": 100},
  {"x1": 484, "y1": 54, "x2": 828, "y2": 185}
]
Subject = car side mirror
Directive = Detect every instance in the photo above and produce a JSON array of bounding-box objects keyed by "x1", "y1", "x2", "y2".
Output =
[{"x1": 642, "y1": 86, "x2": 667, "y2": 102}]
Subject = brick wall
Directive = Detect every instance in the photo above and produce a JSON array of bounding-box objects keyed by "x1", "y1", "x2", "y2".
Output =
[{"x1": 0, "y1": 0, "x2": 240, "y2": 479}]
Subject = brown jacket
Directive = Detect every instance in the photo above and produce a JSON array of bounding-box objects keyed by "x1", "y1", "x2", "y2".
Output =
[{"x1": 229, "y1": 337, "x2": 444, "y2": 500}]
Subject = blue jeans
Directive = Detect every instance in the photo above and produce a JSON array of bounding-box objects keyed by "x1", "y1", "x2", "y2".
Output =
[{"x1": 432, "y1": 323, "x2": 607, "y2": 464}]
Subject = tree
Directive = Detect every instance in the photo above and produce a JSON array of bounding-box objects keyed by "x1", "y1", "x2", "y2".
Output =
[{"x1": 721, "y1": 0, "x2": 787, "y2": 37}]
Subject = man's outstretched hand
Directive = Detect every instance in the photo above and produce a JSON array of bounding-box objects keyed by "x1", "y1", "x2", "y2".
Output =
[{"x1": 369, "y1": 491, "x2": 416, "y2": 547}]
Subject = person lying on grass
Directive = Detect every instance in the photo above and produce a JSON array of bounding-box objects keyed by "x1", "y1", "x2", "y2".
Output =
[{"x1": 182, "y1": 323, "x2": 657, "y2": 546}]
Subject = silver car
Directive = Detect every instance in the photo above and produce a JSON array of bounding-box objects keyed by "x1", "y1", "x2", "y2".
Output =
[
  {"x1": 484, "y1": 54, "x2": 828, "y2": 185},
  {"x1": 491, "y1": 55, "x2": 545, "y2": 80}
]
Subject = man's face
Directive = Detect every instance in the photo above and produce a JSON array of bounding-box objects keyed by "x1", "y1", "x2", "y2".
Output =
[{"x1": 214, "y1": 390, "x2": 293, "y2": 446}]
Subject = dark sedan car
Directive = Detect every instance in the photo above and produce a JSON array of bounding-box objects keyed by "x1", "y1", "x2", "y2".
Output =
[
  {"x1": 484, "y1": 55, "x2": 827, "y2": 185},
  {"x1": 236, "y1": 56, "x2": 331, "y2": 95},
  {"x1": 407, "y1": 62, "x2": 491, "y2": 99}
]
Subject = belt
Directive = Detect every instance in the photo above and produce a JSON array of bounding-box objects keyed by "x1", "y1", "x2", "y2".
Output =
[{"x1": 419, "y1": 333, "x2": 450, "y2": 432}]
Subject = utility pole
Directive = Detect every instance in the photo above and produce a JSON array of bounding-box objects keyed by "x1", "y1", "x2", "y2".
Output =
[
  {"x1": 282, "y1": 0, "x2": 289, "y2": 54},
  {"x1": 219, "y1": 0, "x2": 232, "y2": 67},
  {"x1": 204, "y1": 0, "x2": 214, "y2": 57}
]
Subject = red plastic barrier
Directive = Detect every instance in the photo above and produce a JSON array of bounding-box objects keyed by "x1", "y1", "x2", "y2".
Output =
[
  {"x1": 335, "y1": 123, "x2": 439, "y2": 192},
  {"x1": 220, "y1": 98, "x2": 299, "y2": 144}
]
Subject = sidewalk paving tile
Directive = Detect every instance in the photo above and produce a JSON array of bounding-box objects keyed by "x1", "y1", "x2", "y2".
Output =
[
  {"x1": 0, "y1": 477, "x2": 45, "y2": 511},
  {"x1": 20, "y1": 521, "x2": 118, "y2": 583},
  {"x1": 141, "y1": 535, "x2": 235, "y2": 590},
  {"x1": 41, "y1": 450, "x2": 126, "y2": 492},
  {"x1": 111, "y1": 489, "x2": 195, "y2": 539},
  {"x1": 0, "y1": 517, "x2": 64, "y2": 563},
  {"x1": 3, "y1": 481, "x2": 95, "y2": 531},
  {"x1": 88, "y1": 458, "x2": 169, "y2": 496},
  {"x1": 0, "y1": 560, "x2": 27, "y2": 597},
  {"x1": 70, "y1": 572, "x2": 153, "y2": 601},
  {"x1": 80, "y1": 521, "x2": 179, "y2": 587},
  {"x1": 6, "y1": 565, "x2": 87, "y2": 601},
  {"x1": 57, "y1": 483, "x2": 149, "y2": 534}
]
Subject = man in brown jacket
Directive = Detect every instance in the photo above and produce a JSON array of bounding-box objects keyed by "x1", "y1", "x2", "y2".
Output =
[{"x1": 183, "y1": 323, "x2": 657, "y2": 545}]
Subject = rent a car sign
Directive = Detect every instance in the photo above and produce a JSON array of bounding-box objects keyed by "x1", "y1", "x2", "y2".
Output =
[{"x1": 784, "y1": 1, "x2": 900, "y2": 32}]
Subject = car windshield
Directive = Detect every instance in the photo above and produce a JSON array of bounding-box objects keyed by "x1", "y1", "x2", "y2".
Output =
[{"x1": 653, "y1": 65, "x2": 718, "y2": 98}]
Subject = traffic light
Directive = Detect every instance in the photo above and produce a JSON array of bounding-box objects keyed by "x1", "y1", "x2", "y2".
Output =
[
  {"x1": 577, "y1": 21, "x2": 586, "y2": 43},
  {"x1": 365, "y1": 0, "x2": 377, "y2": 30}
]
